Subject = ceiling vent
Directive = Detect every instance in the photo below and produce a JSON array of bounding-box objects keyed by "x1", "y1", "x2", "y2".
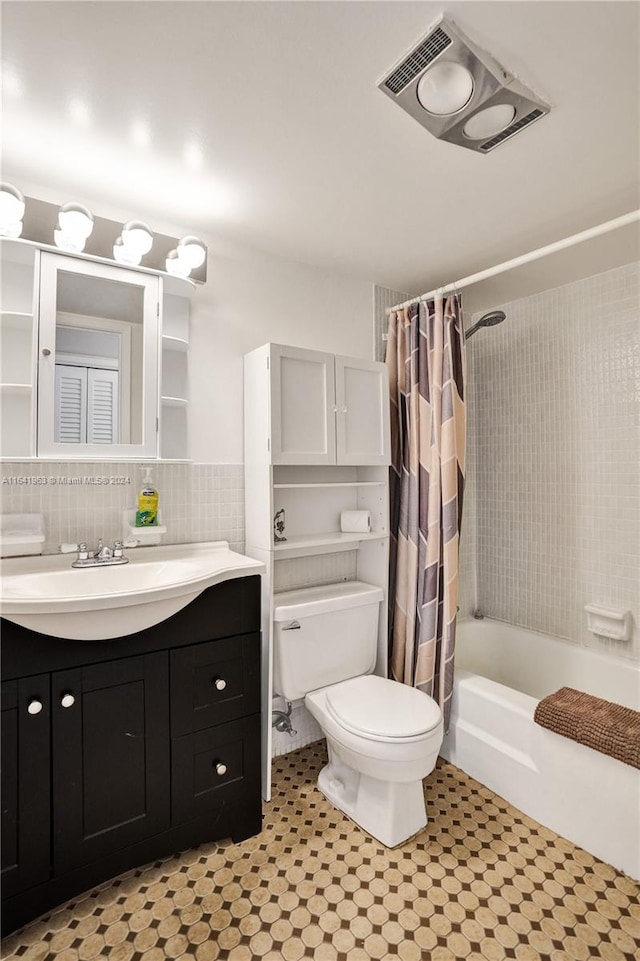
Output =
[{"x1": 378, "y1": 17, "x2": 550, "y2": 153}]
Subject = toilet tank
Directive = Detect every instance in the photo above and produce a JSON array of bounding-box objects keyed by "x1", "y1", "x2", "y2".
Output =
[{"x1": 273, "y1": 581, "x2": 384, "y2": 701}]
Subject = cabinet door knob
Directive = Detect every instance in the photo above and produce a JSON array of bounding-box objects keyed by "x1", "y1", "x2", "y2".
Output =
[
  {"x1": 341, "y1": 406, "x2": 347, "y2": 414},
  {"x1": 27, "y1": 698, "x2": 43, "y2": 715},
  {"x1": 60, "y1": 693, "x2": 75, "y2": 709},
  {"x1": 215, "y1": 762, "x2": 227, "y2": 776},
  {"x1": 214, "y1": 678, "x2": 227, "y2": 691},
  {"x1": 331, "y1": 405, "x2": 338, "y2": 413},
  {"x1": 41, "y1": 348, "x2": 52, "y2": 357}
]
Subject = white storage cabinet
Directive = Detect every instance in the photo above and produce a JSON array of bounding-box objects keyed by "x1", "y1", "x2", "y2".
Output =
[
  {"x1": 244, "y1": 343, "x2": 391, "y2": 800},
  {"x1": 268, "y1": 344, "x2": 390, "y2": 466}
]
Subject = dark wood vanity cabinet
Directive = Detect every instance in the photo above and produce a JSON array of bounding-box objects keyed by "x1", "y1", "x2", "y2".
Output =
[{"x1": 0, "y1": 575, "x2": 262, "y2": 935}]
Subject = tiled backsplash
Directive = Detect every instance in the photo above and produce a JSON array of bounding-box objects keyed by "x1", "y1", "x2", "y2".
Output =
[
  {"x1": 0, "y1": 462, "x2": 244, "y2": 554},
  {"x1": 459, "y1": 261, "x2": 639, "y2": 661}
]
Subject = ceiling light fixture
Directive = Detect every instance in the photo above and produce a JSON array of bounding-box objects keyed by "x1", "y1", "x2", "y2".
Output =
[
  {"x1": 54, "y1": 202, "x2": 93, "y2": 252},
  {"x1": 0, "y1": 183, "x2": 25, "y2": 237},
  {"x1": 417, "y1": 61, "x2": 474, "y2": 115},
  {"x1": 463, "y1": 104, "x2": 517, "y2": 140},
  {"x1": 378, "y1": 16, "x2": 550, "y2": 153}
]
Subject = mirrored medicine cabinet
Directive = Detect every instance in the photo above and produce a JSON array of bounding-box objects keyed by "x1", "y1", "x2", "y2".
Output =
[{"x1": 0, "y1": 240, "x2": 192, "y2": 461}]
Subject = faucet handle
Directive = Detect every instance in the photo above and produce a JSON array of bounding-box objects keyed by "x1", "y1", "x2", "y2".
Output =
[
  {"x1": 113, "y1": 539, "x2": 124, "y2": 558},
  {"x1": 60, "y1": 542, "x2": 89, "y2": 560},
  {"x1": 60, "y1": 543, "x2": 79, "y2": 554}
]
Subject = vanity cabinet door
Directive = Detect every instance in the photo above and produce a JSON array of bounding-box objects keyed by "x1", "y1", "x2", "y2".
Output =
[
  {"x1": 1, "y1": 676, "x2": 51, "y2": 898},
  {"x1": 51, "y1": 653, "x2": 170, "y2": 873}
]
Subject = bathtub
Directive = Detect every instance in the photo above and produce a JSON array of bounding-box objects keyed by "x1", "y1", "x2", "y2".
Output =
[{"x1": 440, "y1": 618, "x2": 640, "y2": 879}]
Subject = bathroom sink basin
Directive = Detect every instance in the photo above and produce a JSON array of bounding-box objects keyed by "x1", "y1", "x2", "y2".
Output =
[{"x1": 0, "y1": 541, "x2": 264, "y2": 640}]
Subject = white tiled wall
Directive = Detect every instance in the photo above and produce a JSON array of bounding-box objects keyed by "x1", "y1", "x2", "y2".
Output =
[
  {"x1": 460, "y1": 262, "x2": 639, "y2": 661},
  {"x1": 0, "y1": 462, "x2": 244, "y2": 554},
  {"x1": 274, "y1": 551, "x2": 357, "y2": 593}
]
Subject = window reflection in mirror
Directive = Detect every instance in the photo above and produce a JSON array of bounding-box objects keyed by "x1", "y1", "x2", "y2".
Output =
[{"x1": 53, "y1": 271, "x2": 144, "y2": 445}]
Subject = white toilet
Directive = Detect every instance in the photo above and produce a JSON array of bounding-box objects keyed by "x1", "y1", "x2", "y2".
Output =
[{"x1": 273, "y1": 581, "x2": 443, "y2": 847}]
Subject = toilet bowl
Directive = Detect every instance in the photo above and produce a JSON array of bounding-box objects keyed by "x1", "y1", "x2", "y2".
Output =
[
  {"x1": 273, "y1": 582, "x2": 444, "y2": 847},
  {"x1": 306, "y1": 674, "x2": 443, "y2": 846}
]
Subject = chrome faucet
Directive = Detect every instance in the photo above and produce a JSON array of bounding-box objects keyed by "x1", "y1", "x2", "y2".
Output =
[{"x1": 61, "y1": 537, "x2": 136, "y2": 568}]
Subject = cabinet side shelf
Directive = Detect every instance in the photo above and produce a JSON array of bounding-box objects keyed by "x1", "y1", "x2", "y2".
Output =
[
  {"x1": 0, "y1": 383, "x2": 32, "y2": 393},
  {"x1": 273, "y1": 481, "x2": 385, "y2": 490},
  {"x1": 162, "y1": 335, "x2": 189, "y2": 352}
]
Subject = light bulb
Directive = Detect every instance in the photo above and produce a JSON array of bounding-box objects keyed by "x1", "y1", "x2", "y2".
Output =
[
  {"x1": 176, "y1": 235, "x2": 206, "y2": 269},
  {"x1": 165, "y1": 249, "x2": 191, "y2": 278},
  {"x1": 417, "y1": 62, "x2": 474, "y2": 116},
  {"x1": 56, "y1": 202, "x2": 93, "y2": 251},
  {"x1": 121, "y1": 220, "x2": 153, "y2": 256},
  {"x1": 0, "y1": 183, "x2": 25, "y2": 237},
  {"x1": 463, "y1": 104, "x2": 517, "y2": 140},
  {"x1": 113, "y1": 236, "x2": 141, "y2": 266}
]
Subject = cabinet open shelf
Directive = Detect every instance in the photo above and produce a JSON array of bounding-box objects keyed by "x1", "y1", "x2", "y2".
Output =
[
  {"x1": 1, "y1": 311, "x2": 33, "y2": 327},
  {"x1": 273, "y1": 481, "x2": 385, "y2": 490},
  {"x1": 1, "y1": 383, "x2": 32, "y2": 393},
  {"x1": 162, "y1": 334, "x2": 189, "y2": 352},
  {"x1": 273, "y1": 530, "x2": 386, "y2": 558}
]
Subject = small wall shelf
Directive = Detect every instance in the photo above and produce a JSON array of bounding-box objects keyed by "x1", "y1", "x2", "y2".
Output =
[
  {"x1": 1, "y1": 311, "x2": 33, "y2": 327},
  {"x1": 162, "y1": 335, "x2": 189, "y2": 352},
  {"x1": 0, "y1": 383, "x2": 32, "y2": 394},
  {"x1": 273, "y1": 531, "x2": 386, "y2": 559},
  {"x1": 273, "y1": 481, "x2": 385, "y2": 490}
]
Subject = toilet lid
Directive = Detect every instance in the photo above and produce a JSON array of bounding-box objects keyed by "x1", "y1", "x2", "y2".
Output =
[{"x1": 326, "y1": 675, "x2": 442, "y2": 739}]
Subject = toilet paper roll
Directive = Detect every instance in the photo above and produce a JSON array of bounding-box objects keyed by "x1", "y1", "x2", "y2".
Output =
[{"x1": 340, "y1": 510, "x2": 371, "y2": 534}]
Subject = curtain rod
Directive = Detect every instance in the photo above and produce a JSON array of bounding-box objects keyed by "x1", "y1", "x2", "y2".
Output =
[{"x1": 386, "y1": 209, "x2": 640, "y2": 315}]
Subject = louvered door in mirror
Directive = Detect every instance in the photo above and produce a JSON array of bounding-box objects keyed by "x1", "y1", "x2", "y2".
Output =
[{"x1": 37, "y1": 253, "x2": 159, "y2": 458}]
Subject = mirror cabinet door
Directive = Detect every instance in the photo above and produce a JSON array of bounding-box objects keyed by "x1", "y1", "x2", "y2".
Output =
[{"x1": 37, "y1": 253, "x2": 160, "y2": 458}]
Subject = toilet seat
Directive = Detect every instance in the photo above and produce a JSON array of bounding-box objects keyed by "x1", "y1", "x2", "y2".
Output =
[{"x1": 325, "y1": 674, "x2": 441, "y2": 742}]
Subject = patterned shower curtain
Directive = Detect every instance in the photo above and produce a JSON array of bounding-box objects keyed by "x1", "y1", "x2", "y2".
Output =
[{"x1": 386, "y1": 295, "x2": 466, "y2": 731}]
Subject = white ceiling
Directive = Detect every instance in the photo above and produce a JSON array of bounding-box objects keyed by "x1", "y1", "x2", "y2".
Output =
[{"x1": 2, "y1": 1, "x2": 639, "y2": 295}]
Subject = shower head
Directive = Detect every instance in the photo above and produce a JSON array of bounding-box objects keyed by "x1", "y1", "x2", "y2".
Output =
[{"x1": 465, "y1": 309, "x2": 506, "y2": 340}]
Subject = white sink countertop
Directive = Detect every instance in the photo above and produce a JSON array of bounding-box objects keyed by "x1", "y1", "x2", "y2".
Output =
[{"x1": 0, "y1": 541, "x2": 264, "y2": 640}]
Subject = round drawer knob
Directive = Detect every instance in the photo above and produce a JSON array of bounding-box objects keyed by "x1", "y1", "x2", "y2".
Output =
[
  {"x1": 214, "y1": 678, "x2": 227, "y2": 691},
  {"x1": 215, "y1": 763, "x2": 227, "y2": 777},
  {"x1": 61, "y1": 693, "x2": 75, "y2": 709},
  {"x1": 27, "y1": 699, "x2": 43, "y2": 715},
  {"x1": 41, "y1": 348, "x2": 52, "y2": 357}
]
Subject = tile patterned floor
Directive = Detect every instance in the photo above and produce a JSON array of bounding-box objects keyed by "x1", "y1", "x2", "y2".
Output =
[{"x1": 2, "y1": 741, "x2": 639, "y2": 961}]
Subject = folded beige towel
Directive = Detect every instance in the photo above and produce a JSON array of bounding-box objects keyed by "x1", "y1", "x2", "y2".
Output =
[{"x1": 534, "y1": 687, "x2": 640, "y2": 770}]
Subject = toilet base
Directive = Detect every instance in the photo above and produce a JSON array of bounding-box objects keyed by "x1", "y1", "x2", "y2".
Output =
[{"x1": 317, "y1": 750, "x2": 428, "y2": 848}]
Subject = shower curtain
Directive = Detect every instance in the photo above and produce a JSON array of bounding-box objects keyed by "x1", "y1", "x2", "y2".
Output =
[{"x1": 386, "y1": 295, "x2": 466, "y2": 731}]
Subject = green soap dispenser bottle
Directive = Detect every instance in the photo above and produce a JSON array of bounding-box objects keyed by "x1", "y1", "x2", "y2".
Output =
[{"x1": 135, "y1": 466, "x2": 159, "y2": 527}]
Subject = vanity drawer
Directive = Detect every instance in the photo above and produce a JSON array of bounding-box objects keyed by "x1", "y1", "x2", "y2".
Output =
[
  {"x1": 171, "y1": 716, "x2": 260, "y2": 824},
  {"x1": 170, "y1": 633, "x2": 260, "y2": 736}
]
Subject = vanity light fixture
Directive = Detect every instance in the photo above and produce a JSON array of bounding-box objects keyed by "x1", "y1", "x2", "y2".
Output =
[
  {"x1": 378, "y1": 15, "x2": 550, "y2": 153},
  {"x1": 0, "y1": 183, "x2": 25, "y2": 238},
  {"x1": 54, "y1": 202, "x2": 94, "y2": 252}
]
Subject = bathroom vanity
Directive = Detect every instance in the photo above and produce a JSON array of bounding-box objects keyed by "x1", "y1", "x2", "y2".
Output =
[{"x1": 0, "y1": 573, "x2": 262, "y2": 935}]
